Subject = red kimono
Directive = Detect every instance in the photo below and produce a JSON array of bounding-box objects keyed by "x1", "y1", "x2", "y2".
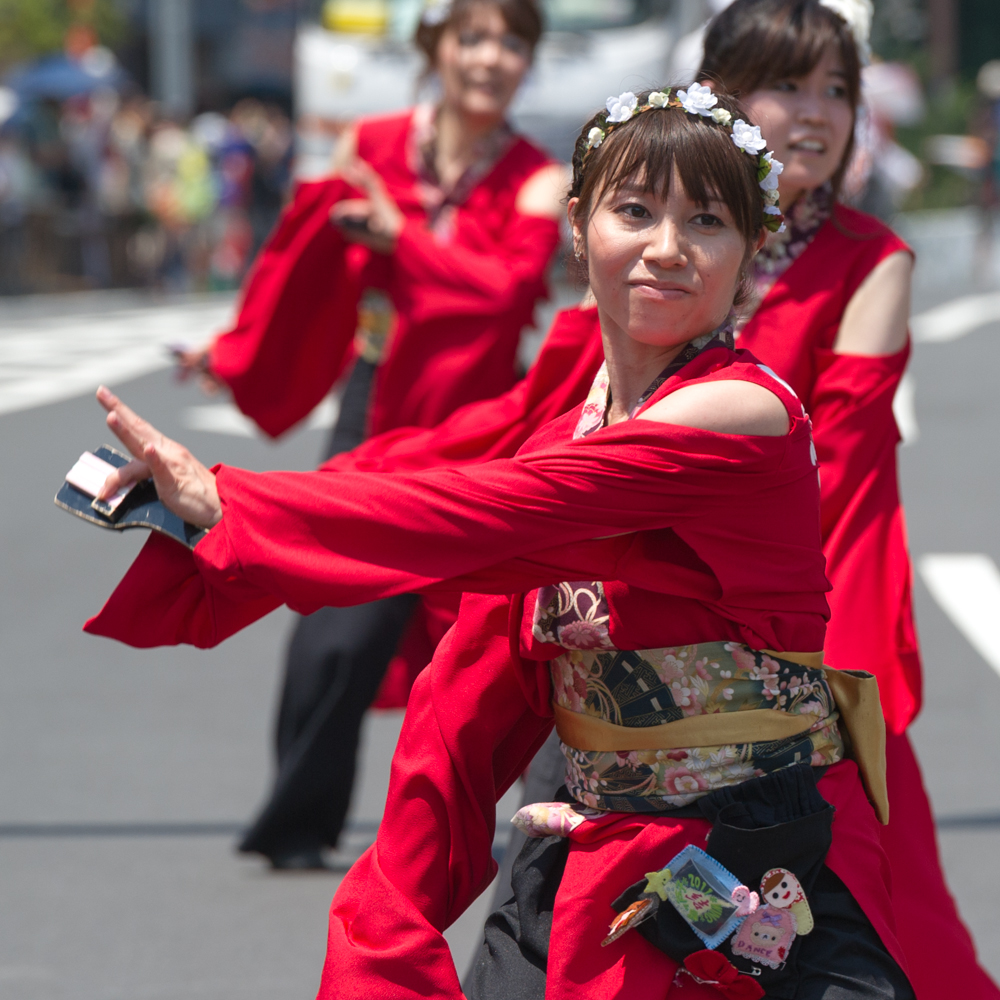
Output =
[
  {"x1": 739, "y1": 205, "x2": 998, "y2": 1000},
  {"x1": 85, "y1": 347, "x2": 908, "y2": 998},
  {"x1": 326, "y1": 203, "x2": 997, "y2": 999},
  {"x1": 208, "y1": 109, "x2": 560, "y2": 439}
]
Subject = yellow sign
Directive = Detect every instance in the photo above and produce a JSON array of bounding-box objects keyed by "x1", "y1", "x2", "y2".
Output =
[{"x1": 323, "y1": 0, "x2": 389, "y2": 34}]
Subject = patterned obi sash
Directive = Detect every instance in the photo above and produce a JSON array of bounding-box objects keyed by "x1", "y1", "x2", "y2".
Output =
[{"x1": 551, "y1": 643, "x2": 845, "y2": 813}]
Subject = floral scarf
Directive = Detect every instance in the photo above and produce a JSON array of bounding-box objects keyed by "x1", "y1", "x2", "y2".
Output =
[
  {"x1": 736, "y1": 184, "x2": 834, "y2": 333},
  {"x1": 407, "y1": 102, "x2": 515, "y2": 236}
]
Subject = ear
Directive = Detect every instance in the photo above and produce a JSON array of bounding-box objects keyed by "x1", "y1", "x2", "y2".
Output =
[
  {"x1": 700, "y1": 79, "x2": 715, "y2": 90},
  {"x1": 754, "y1": 228, "x2": 768, "y2": 253},
  {"x1": 567, "y1": 196, "x2": 587, "y2": 260}
]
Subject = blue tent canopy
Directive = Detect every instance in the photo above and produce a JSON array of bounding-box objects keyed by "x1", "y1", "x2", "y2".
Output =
[{"x1": 6, "y1": 54, "x2": 127, "y2": 101}]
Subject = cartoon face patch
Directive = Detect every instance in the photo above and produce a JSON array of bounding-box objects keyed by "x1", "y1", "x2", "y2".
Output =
[
  {"x1": 731, "y1": 905, "x2": 798, "y2": 969},
  {"x1": 760, "y1": 868, "x2": 814, "y2": 935}
]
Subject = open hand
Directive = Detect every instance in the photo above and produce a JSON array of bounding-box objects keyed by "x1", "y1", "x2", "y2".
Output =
[
  {"x1": 173, "y1": 343, "x2": 226, "y2": 395},
  {"x1": 329, "y1": 158, "x2": 404, "y2": 255},
  {"x1": 95, "y1": 386, "x2": 223, "y2": 530}
]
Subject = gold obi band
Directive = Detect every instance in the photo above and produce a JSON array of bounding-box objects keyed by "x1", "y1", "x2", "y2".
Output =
[{"x1": 553, "y1": 649, "x2": 888, "y2": 825}]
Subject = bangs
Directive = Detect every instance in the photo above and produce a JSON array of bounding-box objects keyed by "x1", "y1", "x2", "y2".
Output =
[
  {"x1": 700, "y1": 0, "x2": 861, "y2": 107},
  {"x1": 575, "y1": 96, "x2": 763, "y2": 243}
]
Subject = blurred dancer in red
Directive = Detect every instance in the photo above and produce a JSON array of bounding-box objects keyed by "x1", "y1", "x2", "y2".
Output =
[
  {"x1": 90, "y1": 90, "x2": 913, "y2": 999},
  {"x1": 180, "y1": 0, "x2": 563, "y2": 869}
]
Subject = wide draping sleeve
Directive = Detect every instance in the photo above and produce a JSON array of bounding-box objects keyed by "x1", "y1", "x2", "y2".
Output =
[
  {"x1": 320, "y1": 592, "x2": 554, "y2": 999},
  {"x1": 84, "y1": 421, "x2": 798, "y2": 649},
  {"x1": 322, "y1": 306, "x2": 603, "y2": 474},
  {"x1": 808, "y1": 345, "x2": 922, "y2": 734},
  {"x1": 208, "y1": 178, "x2": 362, "y2": 438},
  {"x1": 392, "y1": 211, "x2": 560, "y2": 323}
]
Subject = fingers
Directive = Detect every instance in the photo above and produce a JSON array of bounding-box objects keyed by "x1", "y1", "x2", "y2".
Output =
[
  {"x1": 97, "y1": 459, "x2": 151, "y2": 500},
  {"x1": 97, "y1": 385, "x2": 164, "y2": 462}
]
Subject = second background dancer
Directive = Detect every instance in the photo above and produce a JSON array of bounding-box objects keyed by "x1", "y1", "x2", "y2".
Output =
[{"x1": 181, "y1": 0, "x2": 564, "y2": 869}]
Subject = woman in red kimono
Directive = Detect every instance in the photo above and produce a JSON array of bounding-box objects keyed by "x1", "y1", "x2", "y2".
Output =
[
  {"x1": 346, "y1": 3, "x2": 997, "y2": 995},
  {"x1": 181, "y1": 0, "x2": 564, "y2": 869},
  {"x1": 88, "y1": 91, "x2": 913, "y2": 999}
]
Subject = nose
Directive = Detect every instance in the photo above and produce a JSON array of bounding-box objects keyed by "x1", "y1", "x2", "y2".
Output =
[
  {"x1": 796, "y1": 89, "x2": 828, "y2": 127},
  {"x1": 644, "y1": 217, "x2": 688, "y2": 270},
  {"x1": 471, "y1": 36, "x2": 503, "y2": 67}
]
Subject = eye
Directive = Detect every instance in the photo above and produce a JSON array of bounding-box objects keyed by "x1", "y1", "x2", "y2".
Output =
[
  {"x1": 773, "y1": 80, "x2": 797, "y2": 93},
  {"x1": 501, "y1": 33, "x2": 529, "y2": 56},
  {"x1": 458, "y1": 30, "x2": 484, "y2": 46},
  {"x1": 617, "y1": 202, "x2": 651, "y2": 220},
  {"x1": 691, "y1": 212, "x2": 724, "y2": 228},
  {"x1": 826, "y1": 84, "x2": 849, "y2": 100},
  {"x1": 781, "y1": 881, "x2": 787, "y2": 889}
]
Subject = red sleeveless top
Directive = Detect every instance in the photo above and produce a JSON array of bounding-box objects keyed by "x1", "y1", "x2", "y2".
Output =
[
  {"x1": 738, "y1": 205, "x2": 919, "y2": 733},
  {"x1": 209, "y1": 109, "x2": 560, "y2": 438}
]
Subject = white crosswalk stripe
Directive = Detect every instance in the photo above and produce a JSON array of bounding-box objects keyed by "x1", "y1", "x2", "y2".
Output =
[
  {"x1": 0, "y1": 297, "x2": 235, "y2": 417},
  {"x1": 919, "y1": 553, "x2": 1000, "y2": 677}
]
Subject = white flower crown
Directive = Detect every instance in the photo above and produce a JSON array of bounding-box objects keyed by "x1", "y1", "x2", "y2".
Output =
[
  {"x1": 421, "y1": 0, "x2": 453, "y2": 26},
  {"x1": 583, "y1": 85, "x2": 785, "y2": 233}
]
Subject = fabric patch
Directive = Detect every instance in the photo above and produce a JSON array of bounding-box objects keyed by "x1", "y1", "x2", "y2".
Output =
[
  {"x1": 652, "y1": 844, "x2": 749, "y2": 949},
  {"x1": 511, "y1": 801, "x2": 592, "y2": 839},
  {"x1": 731, "y1": 904, "x2": 798, "y2": 969},
  {"x1": 760, "y1": 867, "x2": 814, "y2": 935}
]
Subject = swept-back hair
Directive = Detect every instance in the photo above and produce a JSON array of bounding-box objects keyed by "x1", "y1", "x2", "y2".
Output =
[
  {"x1": 415, "y1": 0, "x2": 544, "y2": 68},
  {"x1": 698, "y1": 0, "x2": 861, "y2": 197}
]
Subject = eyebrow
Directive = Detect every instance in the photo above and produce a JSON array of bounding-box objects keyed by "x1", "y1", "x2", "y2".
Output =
[{"x1": 612, "y1": 183, "x2": 726, "y2": 205}]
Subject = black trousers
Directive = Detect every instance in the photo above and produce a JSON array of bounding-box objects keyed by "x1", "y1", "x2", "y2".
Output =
[{"x1": 241, "y1": 360, "x2": 418, "y2": 858}]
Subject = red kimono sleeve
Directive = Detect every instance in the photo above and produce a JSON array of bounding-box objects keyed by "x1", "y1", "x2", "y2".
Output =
[
  {"x1": 84, "y1": 422, "x2": 794, "y2": 648},
  {"x1": 207, "y1": 178, "x2": 362, "y2": 438},
  {"x1": 808, "y1": 345, "x2": 922, "y2": 734},
  {"x1": 321, "y1": 306, "x2": 603, "y2": 474},
  {"x1": 393, "y1": 211, "x2": 560, "y2": 323},
  {"x1": 320, "y1": 592, "x2": 553, "y2": 1000}
]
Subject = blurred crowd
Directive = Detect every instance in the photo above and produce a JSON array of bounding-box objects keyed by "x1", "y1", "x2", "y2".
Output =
[{"x1": 0, "y1": 92, "x2": 293, "y2": 295}]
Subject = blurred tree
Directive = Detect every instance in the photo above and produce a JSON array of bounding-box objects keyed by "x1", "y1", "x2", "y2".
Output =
[{"x1": 0, "y1": 0, "x2": 126, "y2": 72}]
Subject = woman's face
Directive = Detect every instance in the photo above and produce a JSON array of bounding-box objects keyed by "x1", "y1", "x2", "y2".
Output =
[
  {"x1": 739, "y1": 45, "x2": 854, "y2": 206},
  {"x1": 572, "y1": 167, "x2": 750, "y2": 349},
  {"x1": 436, "y1": 4, "x2": 532, "y2": 121}
]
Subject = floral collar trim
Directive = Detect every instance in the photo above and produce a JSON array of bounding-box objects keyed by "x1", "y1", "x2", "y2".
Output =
[
  {"x1": 573, "y1": 324, "x2": 734, "y2": 440},
  {"x1": 408, "y1": 103, "x2": 515, "y2": 230}
]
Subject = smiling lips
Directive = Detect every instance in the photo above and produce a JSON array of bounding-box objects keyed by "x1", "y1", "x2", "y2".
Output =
[
  {"x1": 631, "y1": 281, "x2": 692, "y2": 296},
  {"x1": 789, "y1": 138, "x2": 826, "y2": 153}
]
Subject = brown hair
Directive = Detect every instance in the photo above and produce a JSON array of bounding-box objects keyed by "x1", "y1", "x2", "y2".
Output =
[
  {"x1": 569, "y1": 90, "x2": 766, "y2": 304},
  {"x1": 698, "y1": 0, "x2": 861, "y2": 197},
  {"x1": 415, "y1": 0, "x2": 544, "y2": 69}
]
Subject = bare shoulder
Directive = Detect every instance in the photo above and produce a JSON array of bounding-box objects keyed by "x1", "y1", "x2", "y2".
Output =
[
  {"x1": 637, "y1": 380, "x2": 790, "y2": 436},
  {"x1": 515, "y1": 162, "x2": 570, "y2": 220},
  {"x1": 835, "y1": 250, "x2": 913, "y2": 356},
  {"x1": 329, "y1": 125, "x2": 359, "y2": 174}
]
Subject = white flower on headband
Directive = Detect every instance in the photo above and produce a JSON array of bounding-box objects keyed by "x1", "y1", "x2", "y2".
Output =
[
  {"x1": 587, "y1": 127, "x2": 605, "y2": 149},
  {"x1": 606, "y1": 92, "x2": 638, "y2": 123},
  {"x1": 731, "y1": 119, "x2": 767, "y2": 154},
  {"x1": 764, "y1": 206, "x2": 783, "y2": 216},
  {"x1": 759, "y1": 152, "x2": 784, "y2": 191},
  {"x1": 421, "y1": 0, "x2": 452, "y2": 25},
  {"x1": 677, "y1": 82, "x2": 718, "y2": 117},
  {"x1": 648, "y1": 91, "x2": 671, "y2": 108},
  {"x1": 818, "y1": 0, "x2": 873, "y2": 63},
  {"x1": 711, "y1": 108, "x2": 732, "y2": 125}
]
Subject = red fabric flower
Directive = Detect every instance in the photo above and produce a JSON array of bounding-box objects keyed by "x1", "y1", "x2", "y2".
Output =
[{"x1": 682, "y1": 950, "x2": 765, "y2": 1000}]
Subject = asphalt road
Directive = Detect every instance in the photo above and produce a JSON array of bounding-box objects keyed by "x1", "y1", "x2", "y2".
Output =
[{"x1": 2, "y1": 207, "x2": 1000, "y2": 999}]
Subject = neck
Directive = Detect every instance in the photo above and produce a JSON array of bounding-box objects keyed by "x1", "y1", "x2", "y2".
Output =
[
  {"x1": 434, "y1": 101, "x2": 504, "y2": 180},
  {"x1": 599, "y1": 310, "x2": 690, "y2": 425}
]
